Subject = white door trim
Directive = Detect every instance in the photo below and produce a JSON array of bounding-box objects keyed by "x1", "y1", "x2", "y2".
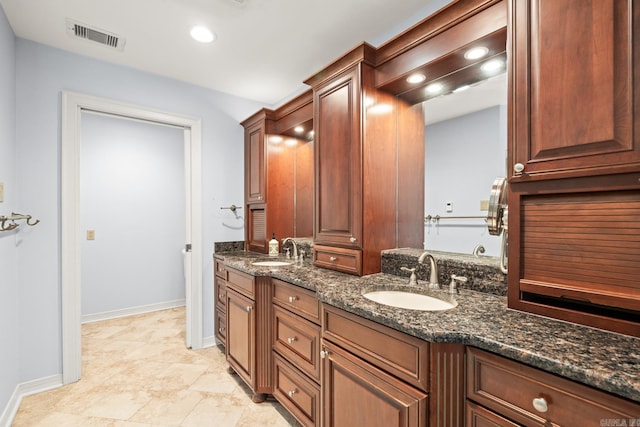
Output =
[{"x1": 61, "y1": 91, "x2": 203, "y2": 384}]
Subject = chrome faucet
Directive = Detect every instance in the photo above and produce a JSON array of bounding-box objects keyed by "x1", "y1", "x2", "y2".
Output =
[
  {"x1": 448, "y1": 274, "x2": 468, "y2": 294},
  {"x1": 282, "y1": 237, "x2": 299, "y2": 260},
  {"x1": 418, "y1": 251, "x2": 439, "y2": 289}
]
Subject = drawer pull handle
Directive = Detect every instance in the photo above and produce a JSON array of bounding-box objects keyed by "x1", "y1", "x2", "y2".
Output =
[
  {"x1": 349, "y1": 236, "x2": 356, "y2": 243},
  {"x1": 246, "y1": 305, "x2": 252, "y2": 312},
  {"x1": 287, "y1": 337, "x2": 298, "y2": 344},
  {"x1": 532, "y1": 397, "x2": 548, "y2": 413},
  {"x1": 329, "y1": 256, "x2": 337, "y2": 262},
  {"x1": 320, "y1": 350, "x2": 328, "y2": 359},
  {"x1": 288, "y1": 389, "x2": 297, "y2": 398},
  {"x1": 288, "y1": 296, "x2": 298, "y2": 303}
]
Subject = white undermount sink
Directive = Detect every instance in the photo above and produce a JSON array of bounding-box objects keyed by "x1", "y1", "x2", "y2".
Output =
[
  {"x1": 363, "y1": 290, "x2": 457, "y2": 311},
  {"x1": 251, "y1": 260, "x2": 293, "y2": 267}
]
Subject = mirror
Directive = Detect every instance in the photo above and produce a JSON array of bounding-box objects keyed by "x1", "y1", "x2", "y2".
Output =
[
  {"x1": 422, "y1": 71, "x2": 507, "y2": 257},
  {"x1": 266, "y1": 117, "x2": 314, "y2": 239},
  {"x1": 386, "y1": 25, "x2": 508, "y2": 258}
]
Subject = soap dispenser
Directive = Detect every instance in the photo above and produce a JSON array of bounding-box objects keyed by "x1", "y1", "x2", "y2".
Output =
[{"x1": 268, "y1": 233, "x2": 279, "y2": 257}]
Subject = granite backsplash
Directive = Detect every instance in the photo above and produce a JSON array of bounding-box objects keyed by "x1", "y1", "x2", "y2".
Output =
[{"x1": 381, "y1": 247, "x2": 507, "y2": 296}]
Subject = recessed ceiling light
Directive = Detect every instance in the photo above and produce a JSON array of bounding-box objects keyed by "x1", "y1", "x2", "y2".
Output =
[
  {"x1": 294, "y1": 126, "x2": 304, "y2": 133},
  {"x1": 426, "y1": 83, "x2": 443, "y2": 94},
  {"x1": 464, "y1": 46, "x2": 489, "y2": 60},
  {"x1": 453, "y1": 85, "x2": 470, "y2": 93},
  {"x1": 190, "y1": 26, "x2": 215, "y2": 43},
  {"x1": 406, "y1": 73, "x2": 426, "y2": 84},
  {"x1": 481, "y1": 59, "x2": 504, "y2": 73}
]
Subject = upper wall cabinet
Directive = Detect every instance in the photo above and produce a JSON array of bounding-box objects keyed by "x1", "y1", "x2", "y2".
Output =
[
  {"x1": 507, "y1": 0, "x2": 640, "y2": 337},
  {"x1": 242, "y1": 110, "x2": 274, "y2": 205},
  {"x1": 510, "y1": 0, "x2": 640, "y2": 181}
]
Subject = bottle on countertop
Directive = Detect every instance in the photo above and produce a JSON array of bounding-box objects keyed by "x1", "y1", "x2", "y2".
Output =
[{"x1": 268, "y1": 233, "x2": 279, "y2": 257}]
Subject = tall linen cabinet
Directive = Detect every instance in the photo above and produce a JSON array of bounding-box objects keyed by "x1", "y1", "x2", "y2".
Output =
[{"x1": 305, "y1": 44, "x2": 425, "y2": 276}]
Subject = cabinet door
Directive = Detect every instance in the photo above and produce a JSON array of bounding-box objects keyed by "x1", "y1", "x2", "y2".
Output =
[
  {"x1": 245, "y1": 122, "x2": 265, "y2": 204},
  {"x1": 322, "y1": 341, "x2": 428, "y2": 427},
  {"x1": 314, "y1": 67, "x2": 362, "y2": 248},
  {"x1": 510, "y1": 0, "x2": 639, "y2": 180},
  {"x1": 226, "y1": 288, "x2": 255, "y2": 387}
]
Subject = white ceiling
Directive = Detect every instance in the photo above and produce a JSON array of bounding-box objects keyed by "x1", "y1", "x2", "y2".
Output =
[{"x1": 0, "y1": 0, "x2": 453, "y2": 106}]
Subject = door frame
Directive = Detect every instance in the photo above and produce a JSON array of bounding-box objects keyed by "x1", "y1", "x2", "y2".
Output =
[{"x1": 61, "y1": 91, "x2": 203, "y2": 384}]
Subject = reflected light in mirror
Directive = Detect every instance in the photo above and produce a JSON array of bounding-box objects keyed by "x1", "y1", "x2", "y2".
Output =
[
  {"x1": 285, "y1": 138, "x2": 298, "y2": 147},
  {"x1": 268, "y1": 135, "x2": 283, "y2": 144},
  {"x1": 294, "y1": 126, "x2": 304, "y2": 133},
  {"x1": 426, "y1": 83, "x2": 444, "y2": 94},
  {"x1": 481, "y1": 59, "x2": 504, "y2": 74},
  {"x1": 453, "y1": 85, "x2": 470, "y2": 93}
]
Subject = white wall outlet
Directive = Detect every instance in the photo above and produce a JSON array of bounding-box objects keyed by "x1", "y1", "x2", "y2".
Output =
[
  {"x1": 87, "y1": 230, "x2": 96, "y2": 240},
  {"x1": 480, "y1": 199, "x2": 490, "y2": 211},
  {"x1": 445, "y1": 201, "x2": 453, "y2": 212},
  {"x1": 0, "y1": 182, "x2": 4, "y2": 202}
]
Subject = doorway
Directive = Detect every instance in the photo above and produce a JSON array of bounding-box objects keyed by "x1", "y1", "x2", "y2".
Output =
[{"x1": 61, "y1": 91, "x2": 203, "y2": 384}]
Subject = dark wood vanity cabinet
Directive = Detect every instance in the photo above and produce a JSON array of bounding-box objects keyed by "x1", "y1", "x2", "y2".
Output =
[
  {"x1": 306, "y1": 45, "x2": 424, "y2": 276},
  {"x1": 224, "y1": 265, "x2": 273, "y2": 402},
  {"x1": 214, "y1": 258, "x2": 227, "y2": 346},
  {"x1": 272, "y1": 279, "x2": 321, "y2": 427},
  {"x1": 321, "y1": 304, "x2": 466, "y2": 427},
  {"x1": 466, "y1": 347, "x2": 640, "y2": 426},
  {"x1": 507, "y1": 0, "x2": 640, "y2": 337}
]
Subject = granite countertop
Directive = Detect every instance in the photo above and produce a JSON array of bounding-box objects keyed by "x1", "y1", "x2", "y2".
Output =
[{"x1": 215, "y1": 251, "x2": 640, "y2": 404}]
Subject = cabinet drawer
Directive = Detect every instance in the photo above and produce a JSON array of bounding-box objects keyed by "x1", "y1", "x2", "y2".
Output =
[
  {"x1": 214, "y1": 258, "x2": 227, "y2": 279},
  {"x1": 313, "y1": 245, "x2": 362, "y2": 275},
  {"x1": 273, "y1": 353, "x2": 320, "y2": 427},
  {"x1": 273, "y1": 279, "x2": 320, "y2": 324},
  {"x1": 467, "y1": 347, "x2": 640, "y2": 426},
  {"x1": 466, "y1": 401, "x2": 519, "y2": 427},
  {"x1": 273, "y1": 305, "x2": 321, "y2": 382},
  {"x1": 215, "y1": 276, "x2": 227, "y2": 308},
  {"x1": 214, "y1": 307, "x2": 226, "y2": 346},
  {"x1": 322, "y1": 304, "x2": 429, "y2": 391},
  {"x1": 226, "y1": 267, "x2": 254, "y2": 298}
]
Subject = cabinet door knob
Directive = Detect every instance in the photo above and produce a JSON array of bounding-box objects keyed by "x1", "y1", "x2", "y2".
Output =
[
  {"x1": 287, "y1": 337, "x2": 297, "y2": 344},
  {"x1": 288, "y1": 296, "x2": 298, "y2": 303},
  {"x1": 320, "y1": 350, "x2": 328, "y2": 359},
  {"x1": 514, "y1": 163, "x2": 525, "y2": 175},
  {"x1": 532, "y1": 397, "x2": 548, "y2": 413},
  {"x1": 288, "y1": 389, "x2": 297, "y2": 398},
  {"x1": 246, "y1": 305, "x2": 252, "y2": 312},
  {"x1": 329, "y1": 256, "x2": 337, "y2": 262},
  {"x1": 349, "y1": 236, "x2": 357, "y2": 243}
]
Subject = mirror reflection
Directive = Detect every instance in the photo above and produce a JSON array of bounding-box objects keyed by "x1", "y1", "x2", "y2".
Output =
[{"x1": 422, "y1": 71, "x2": 507, "y2": 257}]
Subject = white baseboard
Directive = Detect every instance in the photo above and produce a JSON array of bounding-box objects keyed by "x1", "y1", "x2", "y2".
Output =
[
  {"x1": 202, "y1": 335, "x2": 219, "y2": 348},
  {"x1": 81, "y1": 299, "x2": 186, "y2": 324},
  {"x1": 0, "y1": 374, "x2": 63, "y2": 427}
]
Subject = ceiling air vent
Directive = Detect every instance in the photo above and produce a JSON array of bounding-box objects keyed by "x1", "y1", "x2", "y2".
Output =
[{"x1": 66, "y1": 19, "x2": 126, "y2": 51}]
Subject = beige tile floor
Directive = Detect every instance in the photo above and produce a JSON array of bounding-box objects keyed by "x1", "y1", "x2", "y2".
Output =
[{"x1": 13, "y1": 307, "x2": 300, "y2": 426}]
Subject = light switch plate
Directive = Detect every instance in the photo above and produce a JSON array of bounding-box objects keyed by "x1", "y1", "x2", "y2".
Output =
[
  {"x1": 480, "y1": 199, "x2": 489, "y2": 211},
  {"x1": 87, "y1": 230, "x2": 95, "y2": 240},
  {"x1": 0, "y1": 182, "x2": 4, "y2": 202}
]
